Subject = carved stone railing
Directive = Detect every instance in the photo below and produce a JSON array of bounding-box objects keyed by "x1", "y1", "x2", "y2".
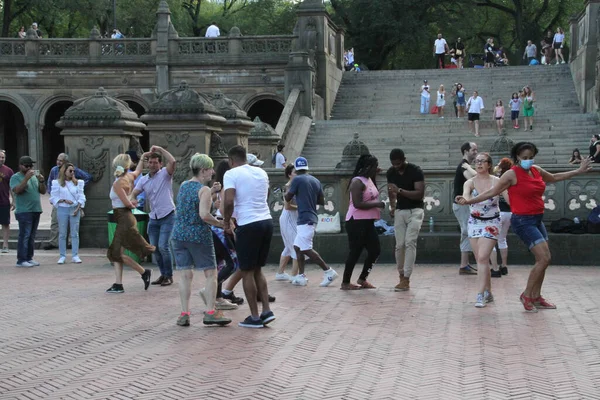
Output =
[{"x1": 0, "y1": 40, "x2": 25, "y2": 56}]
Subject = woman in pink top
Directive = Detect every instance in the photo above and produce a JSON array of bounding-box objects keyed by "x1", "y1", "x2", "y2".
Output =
[
  {"x1": 494, "y1": 99, "x2": 505, "y2": 135},
  {"x1": 342, "y1": 155, "x2": 385, "y2": 290}
]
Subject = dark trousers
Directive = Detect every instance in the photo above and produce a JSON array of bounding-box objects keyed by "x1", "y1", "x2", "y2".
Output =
[
  {"x1": 15, "y1": 212, "x2": 41, "y2": 263},
  {"x1": 213, "y1": 231, "x2": 236, "y2": 297},
  {"x1": 342, "y1": 218, "x2": 381, "y2": 283},
  {"x1": 436, "y1": 53, "x2": 445, "y2": 69}
]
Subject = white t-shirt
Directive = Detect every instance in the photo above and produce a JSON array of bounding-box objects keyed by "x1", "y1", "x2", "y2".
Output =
[
  {"x1": 554, "y1": 33, "x2": 564, "y2": 43},
  {"x1": 434, "y1": 38, "x2": 447, "y2": 54},
  {"x1": 421, "y1": 85, "x2": 430, "y2": 98},
  {"x1": 223, "y1": 164, "x2": 271, "y2": 226},
  {"x1": 467, "y1": 96, "x2": 485, "y2": 114},
  {"x1": 275, "y1": 152, "x2": 286, "y2": 169},
  {"x1": 205, "y1": 24, "x2": 220, "y2": 38}
]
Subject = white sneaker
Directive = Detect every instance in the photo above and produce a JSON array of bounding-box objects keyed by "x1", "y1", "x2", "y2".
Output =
[
  {"x1": 215, "y1": 298, "x2": 238, "y2": 310},
  {"x1": 291, "y1": 274, "x2": 308, "y2": 286},
  {"x1": 71, "y1": 256, "x2": 82, "y2": 264},
  {"x1": 475, "y1": 293, "x2": 486, "y2": 308},
  {"x1": 319, "y1": 268, "x2": 338, "y2": 287},
  {"x1": 15, "y1": 261, "x2": 34, "y2": 268},
  {"x1": 28, "y1": 259, "x2": 40, "y2": 266},
  {"x1": 275, "y1": 272, "x2": 292, "y2": 281},
  {"x1": 57, "y1": 257, "x2": 66, "y2": 265}
]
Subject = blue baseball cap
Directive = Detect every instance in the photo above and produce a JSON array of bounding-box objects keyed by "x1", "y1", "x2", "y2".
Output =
[{"x1": 294, "y1": 157, "x2": 309, "y2": 170}]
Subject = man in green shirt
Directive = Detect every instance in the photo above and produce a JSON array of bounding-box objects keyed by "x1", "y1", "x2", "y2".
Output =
[{"x1": 10, "y1": 156, "x2": 46, "y2": 267}]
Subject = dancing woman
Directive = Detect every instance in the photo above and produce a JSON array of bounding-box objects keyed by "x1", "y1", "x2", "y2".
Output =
[
  {"x1": 457, "y1": 142, "x2": 592, "y2": 312},
  {"x1": 106, "y1": 153, "x2": 155, "y2": 293},
  {"x1": 276, "y1": 164, "x2": 299, "y2": 281}
]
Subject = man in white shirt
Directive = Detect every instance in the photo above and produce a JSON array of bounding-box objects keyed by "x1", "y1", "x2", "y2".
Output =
[
  {"x1": 205, "y1": 22, "x2": 220, "y2": 38},
  {"x1": 223, "y1": 145, "x2": 275, "y2": 328},
  {"x1": 433, "y1": 33, "x2": 448, "y2": 69},
  {"x1": 466, "y1": 91, "x2": 485, "y2": 137},
  {"x1": 275, "y1": 144, "x2": 286, "y2": 169},
  {"x1": 419, "y1": 79, "x2": 431, "y2": 114}
]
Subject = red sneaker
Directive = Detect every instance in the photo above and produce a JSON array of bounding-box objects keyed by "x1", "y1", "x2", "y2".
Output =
[
  {"x1": 534, "y1": 296, "x2": 557, "y2": 309},
  {"x1": 520, "y1": 292, "x2": 538, "y2": 313},
  {"x1": 515, "y1": 124, "x2": 520, "y2": 129}
]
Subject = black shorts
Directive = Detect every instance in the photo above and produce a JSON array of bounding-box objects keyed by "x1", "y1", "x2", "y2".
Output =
[
  {"x1": 511, "y1": 110, "x2": 519, "y2": 120},
  {"x1": 235, "y1": 219, "x2": 273, "y2": 270},
  {"x1": 553, "y1": 42, "x2": 562, "y2": 50},
  {"x1": 485, "y1": 53, "x2": 495, "y2": 63},
  {"x1": 0, "y1": 205, "x2": 10, "y2": 225},
  {"x1": 495, "y1": 117, "x2": 503, "y2": 120},
  {"x1": 468, "y1": 113, "x2": 480, "y2": 121}
]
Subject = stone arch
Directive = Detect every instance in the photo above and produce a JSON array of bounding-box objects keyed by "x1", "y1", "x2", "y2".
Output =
[
  {"x1": 243, "y1": 94, "x2": 285, "y2": 129},
  {"x1": 36, "y1": 95, "x2": 76, "y2": 174},
  {"x1": 0, "y1": 95, "x2": 30, "y2": 169}
]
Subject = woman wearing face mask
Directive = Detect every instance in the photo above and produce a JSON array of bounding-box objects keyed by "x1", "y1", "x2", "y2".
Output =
[{"x1": 456, "y1": 142, "x2": 592, "y2": 312}]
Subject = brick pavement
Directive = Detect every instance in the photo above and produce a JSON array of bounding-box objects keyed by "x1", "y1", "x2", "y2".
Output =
[{"x1": 1, "y1": 250, "x2": 600, "y2": 400}]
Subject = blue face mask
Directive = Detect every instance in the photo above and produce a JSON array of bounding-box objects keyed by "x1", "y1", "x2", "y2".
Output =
[{"x1": 520, "y1": 159, "x2": 535, "y2": 170}]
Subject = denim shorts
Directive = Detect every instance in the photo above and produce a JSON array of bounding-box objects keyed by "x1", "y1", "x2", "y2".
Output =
[
  {"x1": 170, "y1": 239, "x2": 216, "y2": 271},
  {"x1": 511, "y1": 214, "x2": 548, "y2": 250}
]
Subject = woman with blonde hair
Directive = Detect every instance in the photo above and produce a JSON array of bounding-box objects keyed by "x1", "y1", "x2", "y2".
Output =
[
  {"x1": 49, "y1": 162, "x2": 86, "y2": 265},
  {"x1": 171, "y1": 153, "x2": 231, "y2": 327},
  {"x1": 106, "y1": 152, "x2": 155, "y2": 294},
  {"x1": 437, "y1": 84, "x2": 446, "y2": 118}
]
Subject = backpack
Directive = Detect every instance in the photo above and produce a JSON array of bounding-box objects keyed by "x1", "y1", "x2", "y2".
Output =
[
  {"x1": 550, "y1": 218, "x2": 587, "y2": 234},
  {"x1": 587, "y1": 206, "x2": 600, "y2": 233}
]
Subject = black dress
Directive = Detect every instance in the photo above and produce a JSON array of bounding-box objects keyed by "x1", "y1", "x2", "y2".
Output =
[{"x1": 590, "y1": 141, "x2": 600, "y2": 162}]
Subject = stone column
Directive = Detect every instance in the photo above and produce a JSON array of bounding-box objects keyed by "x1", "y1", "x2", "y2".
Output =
[
  {"x1": 248, "y1": 117, "x2": 281, "y2": 163},
  {"x1": 208, "y1": 90, "x2": 255, "y2": 151},
  {"x1": 55, "y1": 88, "x2": 147, "y2": 247},
  {"x1": 154, "y1": 0, "x2": 178, "y2": 93},
  {"x1": 141, "y1": 81, "x2": 227, "y2": 194}
]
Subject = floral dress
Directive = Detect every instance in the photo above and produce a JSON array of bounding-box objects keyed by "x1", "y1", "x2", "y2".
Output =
[{"x1": 468, "y1": 188, "x2": 501, "y2": 239}]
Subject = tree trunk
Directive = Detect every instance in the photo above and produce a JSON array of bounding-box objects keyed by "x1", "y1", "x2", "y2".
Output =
[{"x1": 2, "y1": 0, "x2": 13, "y2": 37}]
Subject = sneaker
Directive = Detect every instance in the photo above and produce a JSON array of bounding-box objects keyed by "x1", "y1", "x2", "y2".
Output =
[
  {"x1": 340, "y1": 282, "x2": 362, "y2": 290},
  {"x1": 151, "y1": 275, "x2": 165, "y2": 285},
  {"x1": 177, "y1": 314, "x2": 190, "y2": 327},
  {"x1": 222, "y1": 291, "x2": 244, "y2": 305},
  {"x1": 257, "y1": 293, "x2": 276, "y2": 303},
  {"x1": 215, "y1": 298, "x2": 238, "y2": 310},
  {"x1": 459, "y1": 265, "x2": 477, "y2": 275},
  {"x1": 203, "y1": 311, "x2": 232, "y2": 326},
  {"x1": 238, "y1": 315, "x2": 264, "y2": 328},
  {"x1": 71, "y1": 256, "x2": 82, "y2": 264},
  {"x1": 500, "y1": 265, "x2": 508, "y2": 275},
  {"x1": 28, "y1": 259, "x2": 40, "y2": 266},
  {"x1": 57, "y1": 257, "x2": 66, "y2": 265},
  {"x1": 520, "y1": 292, "x2": 538, "y2": 313},
  {"x1": 160, "y1": 277, "x2": 173, "y2": 286},
  {"x1": 491, "y1": 269, "x2": 502, "y2": 278},
  {"x1": 1, "y1": 247, "x2": 8, "y2": 253},
  {"x1": 475, "y1": 293, "x2": 486, "y2": 308},
  {"x1": 260, "y1": 310, "x2": 276, "y2": 325},
  {"x1": 319, "y1": 268, "x2": 338, "y2": 287},
  {"x1": 484, "y1": 290, "x2": 494, "y2": 303},
  {"x1": 394, "y1": 275, "x2": 410, "y2": 291},
  {"x1": 515, "y1": 124, "x2": 520, "y2": 129},
  {"x1": 141, "y1": 269, "x2": 152, "y2": 290},
  {"x1": 275, "y1": 272, "x2": 292, "y2": 281},
  {"x1": 292, "y1": 274, "x2": 308, "y2": 286},
  {"x1": 15, "y1": 261, "x2": 34, "y2": 268},
  {"x1": 106, "y1": 283, "x2": 124, "y2": 293},
  {"x1": 533, "y1": 296, "x2": 556, "y2": 309}
]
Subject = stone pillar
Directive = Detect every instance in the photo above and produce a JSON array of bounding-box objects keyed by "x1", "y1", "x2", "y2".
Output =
[
  {"x1": 285, "y1": 51, "x2": 315, "y2": 118},
  {"x1": 55, "y1": 88, "x2": 147, "y2": 247},
  {"x1": 208, "y1": 90, "x2": 255, "y2": 151},
  {"x1": 154, "y1": 0, "x2": 178, "y2": 93},
  {"x1": 141, "y1": 81, "x2": 227, "y2": 194},
  {"x1": 248, "y1": 117, "x2": 281, "y2": 163}
]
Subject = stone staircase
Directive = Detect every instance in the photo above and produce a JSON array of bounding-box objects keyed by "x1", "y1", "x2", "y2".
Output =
[{"x1": 302, "y1": 65, "x2": 597, "y2": 169}]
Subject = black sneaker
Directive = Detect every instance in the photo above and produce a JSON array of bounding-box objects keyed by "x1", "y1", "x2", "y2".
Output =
[
  {"x1": 141, "y1": 269, "x2": 152, "y2": 290},
  {"x1": 238, "y1": 315, "x2": 264, "y2": 328},
  {"x1": 222, "y1": 291, "x2": 244, "y2": 305},
  {"x1": 500, "y1": 265, "x2": 508, "y2": 275},
  {"x1": 106, "y1": 283, "x2": 124, "y2": 293},
  {"x1": 257, "y1": 294, "x2": 276, "y2": 303},
  {"x1": 260, "y1": 311, "x2": 276, "y2": 326},
  {"x1": 491, "y1": 269, "x2": 502, "y2": 278}
]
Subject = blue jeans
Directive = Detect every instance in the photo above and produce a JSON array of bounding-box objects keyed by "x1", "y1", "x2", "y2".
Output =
[
  {"x1": 420, "y1": 95, "x2": 430, "y2": 114},
  {"x1": 511, "y1": 213, "x2": 548, "y2": 250},
  {"x1": 148, "y1": 213, "x2": 174, "y2": 277},
  {"x1": 15, "y1": 212, "x2": 41, "y2": 263},
  {"x1": 57, "y1": 206, "x2": 80, "y2": 258}
]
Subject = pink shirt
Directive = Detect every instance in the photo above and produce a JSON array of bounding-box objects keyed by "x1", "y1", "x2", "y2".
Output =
[{"x1": 345, "y1": 176, "x2": 381, "y2": 221}]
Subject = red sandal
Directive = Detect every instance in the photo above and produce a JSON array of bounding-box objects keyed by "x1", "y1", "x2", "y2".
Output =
[
  {"x1": 520, "y1": 292, "x2": 538, "y2": 313},
  {"x1": 533, "y1": 296, "x2": 556, "y2": 309}
]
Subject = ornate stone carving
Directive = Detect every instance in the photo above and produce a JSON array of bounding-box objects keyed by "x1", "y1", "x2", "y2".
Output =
[
  {"x1": 567, "y1": 179, "x2": 599, "y2": 210},
  {"x1": 424, "y1": 183, "x2": 443, "y2": 212},
  {"x1": 80, "y1": 149, "x2": 108, "y2": 182},
  {"x1": 82, "y1": 136, "x2": 104, "y2": 150},
  {"x1": 210, "y1": 132, "x2": 227, "y2": 158},
  {"x1": 165, "y1": 132, "x2": 190, "y2": 147},
  {"x1": 148, "y1": 81, "x2": 219, "y2": 115},
  {"x1": 543, "y1": 183, "x2": 557, "y2": 211},
  {"x1": 207, "y1": 90, "x2": 249, "y2": 120},
  {"x1": 128, "y1": 137, "x2": 144, "y2": 155},
  {"x1": 173, "y1": 148, "x2": 195, "y2": 184},
  {"x1": 58, "y1": 87, "x2": 141, "y2": 124},
  {"x1": 336, "y1": 133, "x2": 370, "y2": 169},
  {"x1": 489, "y1": 133, "x2": 514, "y2": 156}
]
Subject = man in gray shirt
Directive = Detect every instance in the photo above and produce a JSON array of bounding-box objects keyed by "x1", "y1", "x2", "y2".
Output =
[
  {"x1": 285, "y1": 157, "x2": 338, "y2": 287},
  {"x1": 523, "y1": 40, "x2": 537, "y2": 65}
]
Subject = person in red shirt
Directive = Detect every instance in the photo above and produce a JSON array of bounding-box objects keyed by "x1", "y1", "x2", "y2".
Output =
[
  {"x1": 0, "y1": 150, "x2": 15, "y2": 252},
  {"x1": 456, "y1": 142, "x2": 592, "y2": 312}
]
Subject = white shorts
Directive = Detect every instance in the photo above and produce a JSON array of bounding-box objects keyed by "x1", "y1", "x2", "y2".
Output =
[
  {"x1": 293, "y1": 223, "x2": 316, "y2": 252},
  {"x1": 279, "y1": 209, "x2": 298, "y2": 259}
]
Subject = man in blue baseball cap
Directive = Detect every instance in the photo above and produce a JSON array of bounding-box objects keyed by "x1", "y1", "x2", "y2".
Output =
[{"x1": 284, "y1": 157, "x2": 338, "y2": 287}]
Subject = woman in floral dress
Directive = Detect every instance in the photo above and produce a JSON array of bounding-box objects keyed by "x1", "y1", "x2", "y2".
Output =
[{"x1": 460, "y1": 152, "x2": 508, "y2": 308}]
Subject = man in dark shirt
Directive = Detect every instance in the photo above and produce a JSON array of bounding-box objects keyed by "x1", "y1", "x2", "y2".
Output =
[
  {"x1": 285, "y1": 157, "x2": 338, "y2": 287},
  {"x1": 453, "y1": 142, "x2": 478, "y2": 275},
  {"x1": 387, "y1": 149, "x2": 425, "y2": 291}
]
